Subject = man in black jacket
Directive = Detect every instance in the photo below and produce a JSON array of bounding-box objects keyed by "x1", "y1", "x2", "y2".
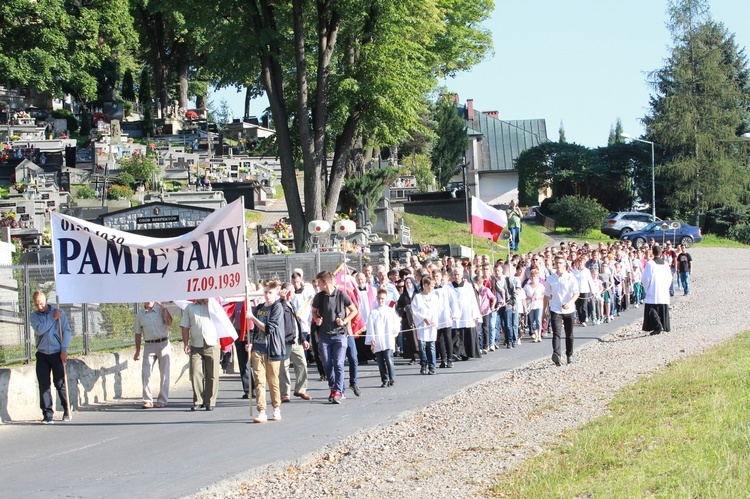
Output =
[
  {"x1": 278, "y1": 283, "x2": 311, "y2": 401},
  {"x1": 247, "y1": 280, "x2": 286, "y2": 423}
]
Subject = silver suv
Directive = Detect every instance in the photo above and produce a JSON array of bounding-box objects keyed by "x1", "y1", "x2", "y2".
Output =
[{"x1": 601, "y1": 212, "x2": 660, "y2": 238}]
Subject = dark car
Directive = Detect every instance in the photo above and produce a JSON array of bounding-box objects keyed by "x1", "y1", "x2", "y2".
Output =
[{"x1": 619, "y1": 220, "x2": 702, "y2": 248}]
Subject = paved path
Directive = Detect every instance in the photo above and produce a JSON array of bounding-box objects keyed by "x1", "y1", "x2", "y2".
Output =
[{"x1": 0, "y1": 301, "x2": 659, "y2": 499}]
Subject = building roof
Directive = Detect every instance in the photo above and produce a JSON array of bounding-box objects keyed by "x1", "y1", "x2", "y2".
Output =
[{"x1": 460, "y1": 104, "x2": 548, "y2": 172}]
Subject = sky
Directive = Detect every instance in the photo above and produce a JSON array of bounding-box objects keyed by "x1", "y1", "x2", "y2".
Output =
[{"x1": 210, "y1": 0, "x2": 750, "y2": 149}]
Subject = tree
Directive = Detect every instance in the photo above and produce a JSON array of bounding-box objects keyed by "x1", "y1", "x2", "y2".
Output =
[
  {"x1": 644, "y1": 0, "x2": 750, "y2": 224},
  {"x1": 0, "y1": 0, "x2": 137, "y2": 104},
  {"x1": 558, "y1": 121, "x2": 567, "y2": 143},
  {"x1": 515, "y1": 141, "x2": 650, "y2": 212},
  {"x1": 607, "y1": 118, "x2": 625, "y2": 145},
  {"x1": 431, "y1": 97, "x2": 468, "y2": 188},
  {"x1": 188, "y1": 0, "x2": 492, "y2": 251}
]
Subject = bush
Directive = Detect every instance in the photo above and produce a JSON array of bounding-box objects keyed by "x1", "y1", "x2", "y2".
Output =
[
  {"x1": 75, "y1": 185, "x2": 96, "y2": 199},
  {"x1": 50, "y1": 109, "x2": 78, "y2": 133},
  {"x1": 98, "y1": 303, "x2": 134, "y2": 336},
  {"x1": 107, "y1": 184, "x2": 133, "y2": 200},
  {"x1": 550, "y1": 195, "x2": 608, "y2": 235},
  {"x1": 728, "y1": 222, "x2": 750, "y2": 245}
]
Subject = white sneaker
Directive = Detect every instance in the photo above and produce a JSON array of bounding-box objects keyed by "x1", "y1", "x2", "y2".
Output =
[
  {"x1": 253, "y1": 410, "x2": 267, "y2": 423},
  {"x1": 271, "y1": 408, "x2": 282, "y2": 421}
]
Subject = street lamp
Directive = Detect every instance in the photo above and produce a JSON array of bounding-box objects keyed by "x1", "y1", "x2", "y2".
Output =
[{"x1": 621, "y1": 133, "x2": 656, "y2": 219}]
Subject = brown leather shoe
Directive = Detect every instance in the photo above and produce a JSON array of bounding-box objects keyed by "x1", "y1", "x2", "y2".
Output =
[
  {"x1": 281, "y1": 396, "x2": 291, "y2": 403},
  {"x1": 294, "y1": 392, "x2": 312, "y2": 401}
]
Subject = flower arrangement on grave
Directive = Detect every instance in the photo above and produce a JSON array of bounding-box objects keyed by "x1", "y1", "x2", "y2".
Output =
[
  {"x1": 10, "y1": 134, "x2": 20, "y2": 142},
  {"x1": 272, "y1": 217, "x2": 294, "y2": 239},
  {"x1": 92, "y1": 111, "x2": 110, "y2": 125},
  {"x1": 42, "y1": 227, "x2": 51, "y2": 246},
  {"x1": 417, "y1": 243, "x2": 438, "y2": 263},
  {"x1": 260, "y1": 230, "x2": 289, "y2": 254},
  {"x1": 0, "y1": 211, "x2": 18, "y2": 228}
]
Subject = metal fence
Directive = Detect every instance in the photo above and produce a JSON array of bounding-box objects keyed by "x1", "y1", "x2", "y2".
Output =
[{"x1": 0, "y1": 252, "x2": 367, "y2": 365}]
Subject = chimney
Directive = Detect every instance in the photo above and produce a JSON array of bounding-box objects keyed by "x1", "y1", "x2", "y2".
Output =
[
  {"x1": 467, "y1": 99, "x2": 474, "y2": 120},
  {"x1": 483, "y1": 110, "x2": 499, "y2": 119}
]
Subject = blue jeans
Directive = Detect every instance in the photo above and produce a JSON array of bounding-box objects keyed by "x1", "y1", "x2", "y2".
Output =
[
  {"x1": 503, "y1": 308, "x2": 519, "y2": 345},
  {"x1": 509, "y1": 227, "x2": 520, "y2": 250},
  {"x1": 489, "y1": 311, "x2": 499, "y2": 347},
  {"x1": 375, "y1": 349, "x2": 395, "y2": 383},
  {"x1": 419, "y1": 340, "x2": 436, "y2": 370},
  {"x1": 318, "y1": 334, "x2": 347, "y2": 393},
  {"x1": 527, "y1": 308, "x2": 542, "y2": 332},
  {"x1": 345, "y1": 335, "x2": 359, "y2": 389},
  {"x1": 669, "y1": 268, "x2": 675, "y2": 295},
  {"x1": 679, "y1": 271, "x2": 690, "y2": 295}
]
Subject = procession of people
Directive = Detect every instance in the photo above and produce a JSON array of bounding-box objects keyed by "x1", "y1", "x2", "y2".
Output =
[{"x1": 33, "y1": 235, "x2": 687, "y2": 424}]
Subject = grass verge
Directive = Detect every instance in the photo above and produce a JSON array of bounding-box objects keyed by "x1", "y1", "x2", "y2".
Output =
[
  {"x1": 401, "y1": 213, "x2": 551, "y2": 255},
  {"x1": 488, "y1": 330, "x2": 750, "y2": 498}
]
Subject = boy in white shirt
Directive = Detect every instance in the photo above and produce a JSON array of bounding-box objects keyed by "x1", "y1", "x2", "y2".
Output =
[{"x1": 365, "y1": 289, "x2": 401, "y2": 387}]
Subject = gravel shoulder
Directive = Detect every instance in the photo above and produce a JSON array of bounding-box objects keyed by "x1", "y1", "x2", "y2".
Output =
[{"x1": 195, "y1": 246, "x2": 750, "y2": 498}]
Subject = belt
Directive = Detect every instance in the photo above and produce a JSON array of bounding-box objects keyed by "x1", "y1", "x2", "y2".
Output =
[{"x1": 145, "y1": 338, "x2": 168, "y2": 344}]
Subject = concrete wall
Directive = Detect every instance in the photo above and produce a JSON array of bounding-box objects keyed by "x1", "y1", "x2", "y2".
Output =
[
  {"x1": 478, "y1": 171, "x2": 519, "y2": 205},
  {"x1": 0, "y1": 344, "x2": 194, "y2": 422}
]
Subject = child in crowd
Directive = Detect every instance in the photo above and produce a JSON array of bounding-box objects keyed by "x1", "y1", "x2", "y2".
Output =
[
  {"x1": 472, "y1": 275, "x2": 496, "y2": 353},
  {"x1": 365, "y1": 289, "x2": 401, "y2": 387},
  {"x1": 412, "y1": 276, "x2": 440, "y2": 375},
  {"x1": 631, "y1": 263, "x2": 644, "y2": 307}
]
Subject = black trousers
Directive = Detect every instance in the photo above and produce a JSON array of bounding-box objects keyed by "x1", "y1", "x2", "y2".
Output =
[
  {"x1": 550, "y1": 312, "x2": 575, "y2": 358},
  {"x1": 234, "y1": 338, "x2": 250, "y2": 394},
  {"x1": 36, "y1": 351, "x2": 69, "y2": 418},
  {"x1": 436, "y1": 327, "x2": 453, "y2": 364}
]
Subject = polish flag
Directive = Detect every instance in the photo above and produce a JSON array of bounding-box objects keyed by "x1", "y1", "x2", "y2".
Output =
[{"x1": 471, "y1": 196, "x2": 508, "y2": 242}]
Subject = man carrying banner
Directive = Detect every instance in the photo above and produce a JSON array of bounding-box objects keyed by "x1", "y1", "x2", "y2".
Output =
[
  {"x1": 134, "y1": 302, "x2": 173, "y2": 408},
  {"x1": 181, "y1": 299, "x2": 221, "y2": 411},
  {"x1": 31, "y1": 291, "x2": 71, "y2": 424}
]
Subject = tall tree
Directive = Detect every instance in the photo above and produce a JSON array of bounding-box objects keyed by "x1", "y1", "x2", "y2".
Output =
[
  {"x1": 0, "y1": 0, "x2": 136, "y2": 104},
  {"x1": 190, "y1": 0, "x2": 492, "y2": 251},
  {"x1": 644, "y1": 0, "x2": 750, "y2": 223},
  {"x1": 558, "y1": 121, "x2": 567, "y2": 143},
  {"x1": 608, "y1": 118, "x2": 625, "y2": 145},
  {"x1": 431, "y1": 97, "x2": 468, "y2": 188}
]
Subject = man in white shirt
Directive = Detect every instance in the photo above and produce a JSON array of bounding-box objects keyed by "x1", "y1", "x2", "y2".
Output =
[
  {"x1": 180, "y1": 299, "x2": 220, "y2": 411},
  {"x1": 133, "y1": 302, "x2": 173, "y2": 408},
  {"x1": 544, "y1": 255, "x2": 580, "y2": 366}
]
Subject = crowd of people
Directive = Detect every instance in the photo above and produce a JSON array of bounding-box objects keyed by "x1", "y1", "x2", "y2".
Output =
[{"x1": 31, "y1": 237, "x2": 692, "y2": 424}]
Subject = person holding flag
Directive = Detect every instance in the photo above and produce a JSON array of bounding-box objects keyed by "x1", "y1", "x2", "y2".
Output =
[{"x1": 471, "y1": 196, "x2": 509, "y2": 244}]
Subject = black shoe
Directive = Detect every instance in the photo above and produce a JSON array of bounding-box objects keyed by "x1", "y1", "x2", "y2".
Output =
[
  {"x1": 649, "y1": 330, "x2": 662, "y2": 335},
  {"x1": 206, "y1": 406, "x2": 214, "y2": 411},
  {"x1": 351, "y1": 385, "x2": 361, "y2": 397},
  {"x1": 241, "y1": 392, "x2": 249, "y2": 399},
  {"x1": 191, "y1": 405, "x2": 200, "y2": 411},
  {"x1": 319, "y1": 375, "x2": 327, "y2": 382},
  {"x1": 567, "y1": 355, "x2": 574, "y2": 365},
  {"x1": 41, "y1": 416, "x2": 54, "y2": 425},
  {"x1": 388, "y1": 379, "x2": 395, "y2": 386},
  {"x1": 439, "y1": 362, "x2": 446, "y2": 368},
  {"x1": 420, "y1": 366, "x2": 427, "y2": 375},
  {"x1": 428, "y1": 369, "x2": 435, "y2": 375},
  {"x1": 381, "y1": 381, "x2": 388, "y2": 388},
  {"x1": 408, "y1": 359, "x2": 416, "y2": 365},
  {"x1": 551, "y1": 353, "x2": 561, "y2": 366}
]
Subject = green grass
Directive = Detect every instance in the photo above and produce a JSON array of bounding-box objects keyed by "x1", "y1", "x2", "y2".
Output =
[
  {"x1": 696, "y1": 233, "x2": 748, "y2": 248},
  {"x1": 488, "y1": 330, "x2": 750, "y2": 498},
  {"x1": 401, "y1": 213, "x2": 551, "y2": 255},
  {"x1": 245, "y1": 210, "x2": 262, "y2": 224}
]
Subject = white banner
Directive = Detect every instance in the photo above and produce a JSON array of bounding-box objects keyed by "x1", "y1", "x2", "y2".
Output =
[{"x1": 51, "y1": 199, "x2": 247, "y2": 304}]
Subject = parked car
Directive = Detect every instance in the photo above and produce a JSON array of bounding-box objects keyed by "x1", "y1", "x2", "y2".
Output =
[
  {"x1": 619, "y1": 220, "x2": 703, "y2": 248},
  {"x1": 522, "y1": 205, "x2": 539, "y2": 220},
  {"x1": 601, "y1": 211, "x2": 660, "y2": 238}
]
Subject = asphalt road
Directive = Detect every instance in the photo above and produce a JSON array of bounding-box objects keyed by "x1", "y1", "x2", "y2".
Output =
[{"x1": 0, "y1": 303, "x2": 652, "y2": 498}]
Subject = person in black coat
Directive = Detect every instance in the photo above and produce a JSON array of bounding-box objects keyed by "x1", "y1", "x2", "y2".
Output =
[{"x1": 396, "y1": 277, "x2": 421, "y2": 364}]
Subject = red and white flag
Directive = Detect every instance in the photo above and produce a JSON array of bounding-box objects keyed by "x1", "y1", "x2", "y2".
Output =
[{"x1": 471, "y1": 196, "x2": 508, "y2": 242}]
